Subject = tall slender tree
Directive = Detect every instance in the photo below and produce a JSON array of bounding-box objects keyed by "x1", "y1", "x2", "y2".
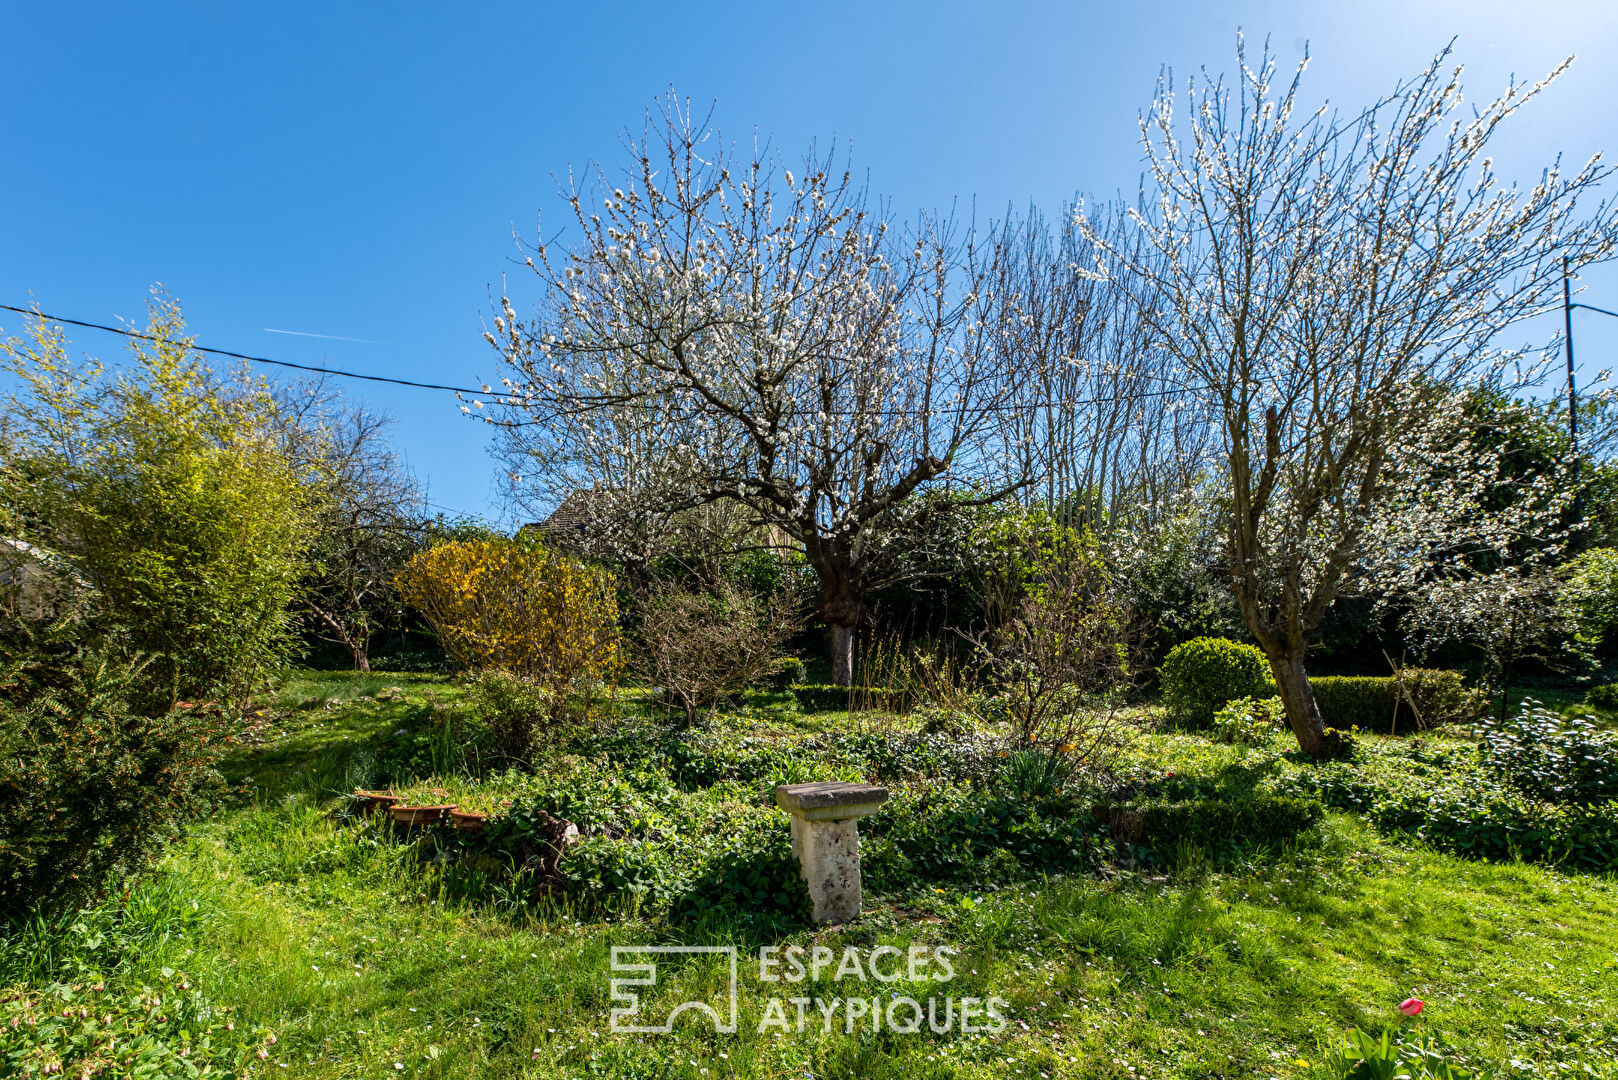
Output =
[{"x1": 1091, "y1": 39, "x2": 1617, "y2": 754}]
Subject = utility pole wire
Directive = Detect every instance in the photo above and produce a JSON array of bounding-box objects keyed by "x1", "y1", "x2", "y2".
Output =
[
  {"x1": 4, "y1": 300, "x2": 1213, "y2": 416},
  {"x1": 0, "y1": 303, "x2": 492, "y2": 395}
]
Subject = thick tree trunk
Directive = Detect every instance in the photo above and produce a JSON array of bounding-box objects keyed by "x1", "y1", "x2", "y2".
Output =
[
  {"x1": 810, "y1": 557, "x2": 864, "y2": 687},
  {"x1": 1265, "y1": 648, "x2": 1327, "y2": 756},
  {"x1": 350, "y1": 642, "x2": 371, "y2": 672},
  {"x1": 828, "y1": 624, "x2": 855, "y2": 687}
]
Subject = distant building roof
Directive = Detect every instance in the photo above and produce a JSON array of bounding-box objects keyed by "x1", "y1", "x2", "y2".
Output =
[{"x1": 518, "y1": 490, "x2": 599, "y2": 537}]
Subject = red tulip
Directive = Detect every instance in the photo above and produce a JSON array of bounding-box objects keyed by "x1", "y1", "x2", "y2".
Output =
[{"x1": 1399, "y1": 998, "x2": 1424, "y2": 1016}]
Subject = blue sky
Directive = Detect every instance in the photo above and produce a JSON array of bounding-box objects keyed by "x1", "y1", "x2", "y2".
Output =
[{"x1": 4, "y1": 1, "x2": 1616, "y2": 524}]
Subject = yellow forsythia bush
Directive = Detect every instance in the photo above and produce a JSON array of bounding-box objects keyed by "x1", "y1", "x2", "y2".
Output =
[{"x1": 395, "y1": 537, "x2": 621, "y2": 687}]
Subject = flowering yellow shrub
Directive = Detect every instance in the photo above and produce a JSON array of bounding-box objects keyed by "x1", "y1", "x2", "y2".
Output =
[{"x1": 395, "y1": 537, "x2": 620, "y2": 687}]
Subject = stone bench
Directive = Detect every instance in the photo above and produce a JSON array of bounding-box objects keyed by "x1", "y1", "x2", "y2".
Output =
[{"x1": 774, "y1": 781, "x2": 889, "y2": 924}]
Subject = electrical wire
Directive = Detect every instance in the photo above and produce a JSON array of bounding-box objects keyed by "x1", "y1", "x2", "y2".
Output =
[
  {"x1": 3, "y1": 300, "x2": 1210, "y2": 414},
  {"x1": 0, "y1": 303, "x2": 491, "y2": 395}
]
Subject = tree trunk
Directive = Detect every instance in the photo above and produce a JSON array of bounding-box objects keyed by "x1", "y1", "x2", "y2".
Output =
[
  {"x1": 350, "y1": 643, "x2": 371, "y2": 672},
  {"x1": 811, "y1": 559, "x2": 864, "y2": 687},
  {"x1": 1265, "y1": 648, "x2": 1327, "y2": 756},
  {"x1": 828, "y1": 624, "x2": 855, "y2": 687}
]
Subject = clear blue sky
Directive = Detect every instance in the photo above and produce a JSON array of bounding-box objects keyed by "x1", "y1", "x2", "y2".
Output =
[{"x1": 4, "y1": 1, "x2": 1616, "y2": 524}]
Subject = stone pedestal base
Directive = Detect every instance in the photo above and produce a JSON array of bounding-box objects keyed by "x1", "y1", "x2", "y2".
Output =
[{"x1": 775, "y1": 781, "x2": 890, "y2": 925}]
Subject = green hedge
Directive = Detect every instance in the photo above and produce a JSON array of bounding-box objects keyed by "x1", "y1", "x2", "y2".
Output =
[
  {"x1": 791, "y1": 683, "x2": 907, "y2": 713},
  {"x1": 1160, "y1": 637, "x2": 1275, "y2": 728},
  {"x1": 1310, "y1": 669, "x2": 1483, "y2": 733},
  {"x1": 1098, "y1": 794, "x2": 1324, "y2": 861}
]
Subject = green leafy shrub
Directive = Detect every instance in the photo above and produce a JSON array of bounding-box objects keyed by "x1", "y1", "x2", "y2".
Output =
[
  {"x1": 1311, "y1": 670, "x2": 1484, "y2": 733},
  {"x1": 1401, "y1": 669, "x2": 1489, "y2": 728},
  {"x1": 1211, "y1": 695, "x2": 1285, "y2": 744},
  {"x1": 498, "y1": 757, "x2": 675, "y2": 835},
  {"x1": 1286, "y1": 732, "x2": 1618, "y2": 872},
  {"x1": 551, "y1": 810, "x2": 807, "y2": 926},
  {"x1": 671, "y1": 825, "x2": 808, "y2": 922},
  {"x1": 762, "y1": 656, "x2": 807, "y2": 690},
  {"x1": 1586, "y1": 682, "x2": 1618, "y2": 712},
  {"x1": 1159, "y1": 637, "x2": 1274, "y2": 728},
  {"x1": 561, "y1": 836, "x2": 682, "y2": 908},
  {"x1": 865, "y1": 789, "x2": 1102, "y2": 888},
  {"x1": 467, "y1": 669, "x2": 556, "y2": 758},
  {"x1": 2, "y1": 296, "x2": 317, "y2": 709},
  {"x1": 1560, "y1": 546, "x2": 1618, "y2": 656},
  {"x1": 0, "y1": 973, "x2": 274, "y2": 1078},
  {"x1": 1369, "y1": 784, "x2": 1618, "y2": 871},
  {"x1": 818, "y1": 729, "x2": 994, "y2": 785},
  {"x1": 0, "y1": 624, "x2": 228, "y2": 915},
  {"x1": 1480, "y1": 699, "x2": 1617, "y2": 805}
]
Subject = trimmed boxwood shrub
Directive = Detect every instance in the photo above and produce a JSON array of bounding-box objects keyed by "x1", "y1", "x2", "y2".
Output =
[
  {"x1": 1160, "y1": 637, "x2": 1275, "y2": 728},
  {"x1": 1095, "y1": 793, "x2": 1324, "y2": 862},
  {"x1": 1310, "y1": 670, "x2": 1483, "y2": 733},
  {"x1": 761, "y1": 656, "x2": 808, "y2": 691},
  {"x1": 791, "y1": 683, "x2": 906, "y2": 713}
]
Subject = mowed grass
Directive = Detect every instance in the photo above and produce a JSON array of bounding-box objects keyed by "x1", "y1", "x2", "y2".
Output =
[{"x1": 6, "y1": 671, "x2": 1618, "y2": 1079}]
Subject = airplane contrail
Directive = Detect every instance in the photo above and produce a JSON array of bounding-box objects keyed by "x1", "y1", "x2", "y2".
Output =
[{"x1": 263, "y1": 327, "x2": 397, "y2": 346}]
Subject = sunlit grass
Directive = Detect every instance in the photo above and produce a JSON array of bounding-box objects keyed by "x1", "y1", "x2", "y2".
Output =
[{"x1": 7, "y1": 669, "x2": 1618, "y2": 1078}]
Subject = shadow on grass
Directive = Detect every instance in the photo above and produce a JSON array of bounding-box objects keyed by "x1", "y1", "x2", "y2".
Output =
[{"x1": 221, "y1": 671, "x2": 467, "y2": 800}]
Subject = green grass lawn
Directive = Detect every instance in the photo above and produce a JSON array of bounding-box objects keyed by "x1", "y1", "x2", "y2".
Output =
[{"x1": 5, "y1": 670, "x2": 1617, "y2": 1079}]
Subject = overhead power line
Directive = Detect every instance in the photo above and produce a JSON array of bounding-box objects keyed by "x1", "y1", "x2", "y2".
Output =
[
  {"x1": 0, "y1": 303, "x2": 490, "y2": 395},
  {"x1": 3, "y1": 300, "x2": 1210, "y2": 415}
]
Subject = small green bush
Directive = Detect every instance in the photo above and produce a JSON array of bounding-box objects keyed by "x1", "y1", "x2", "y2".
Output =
[
  {"x1": 865, "y1": 789, "x2": 1102, "y2": 888},
  {"x1": 1159, "y1": 637, "x2": 1274, "y2": 728},
  {"x1": 1311, "y1": 670, "x2": 1483, "y2": 733},
  {"x1": 1586, "y1": 682, "x2": 1618, "y2": 712},
  {"x1": 1481, "y1": 700, "x2": 1617, "y2": 805},
  {"x1": 761, "y1": 656, "x2": 807, "y2": 691},
  {"x1": 467, "y1": 669, "x2": 555, "y2": 758},
  {"x1": 671, "y1": 827, "x2": 808, "y2": 921},
  {"x1": 547, "y1": 812, "x2": 808, "y2": 926},
  {"x1": 1285, "y1": 721, "x2": 1618, "y2": 872},
  {"x1": 1357, "y1": 781, "x2": 1618, "y2": 872},
  {"x1": 0, "y1": 623, "x2": 228, "y2": 915}
]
